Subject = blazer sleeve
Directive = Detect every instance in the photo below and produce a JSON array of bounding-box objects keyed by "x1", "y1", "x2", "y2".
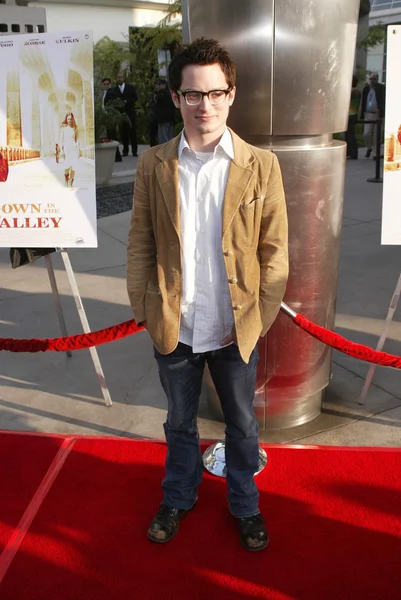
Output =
[
  {"x1": 126, "y1": 155, "x2": 157, "y2": 324},
  {"x1": 258, "y1": 153, "x2": 289, "y2": 335}
]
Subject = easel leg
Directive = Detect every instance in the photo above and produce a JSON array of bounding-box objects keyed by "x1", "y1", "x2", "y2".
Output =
[
  {"x1": 45, "y1": 254, "x2": 72, "y2": 359},
  {"x1": 59, "y1": 249, "x2": 112, "y2": 407},
  {"x1": 358, "y1": 272, "x2": 401, "y2": 404}
]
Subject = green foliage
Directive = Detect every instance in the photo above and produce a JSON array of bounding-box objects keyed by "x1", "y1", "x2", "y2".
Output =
[
  {"x1": 128, "y1": 23, "x2": 182, "y2": 143},
  {"x1": 94, "y1": 101, "x2": 131, "y2": 144},
  {"x1": 357, "y1": 24, "x2": 386, "y2": 51},
  {"x1": 158, "y1": 0, "x2": 182, "y2": 28},
  {"x1": 93, "y1": 37, "x2": 132, "y2": 102},
  {"x1": 93, "y1": 1, "x2": 183, "y2": 144}
]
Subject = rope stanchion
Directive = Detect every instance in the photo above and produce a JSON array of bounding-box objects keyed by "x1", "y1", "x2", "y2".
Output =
[{"x1": 1, "y1": 304, "x2": 401, "y2": 371}]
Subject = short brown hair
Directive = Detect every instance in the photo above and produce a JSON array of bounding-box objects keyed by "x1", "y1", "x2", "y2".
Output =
[{"x1": 168, "y1": 37, "x2": 236, "y2": 92}]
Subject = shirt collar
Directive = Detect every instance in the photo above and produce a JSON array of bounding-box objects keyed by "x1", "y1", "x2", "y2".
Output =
[{"x1": 178, "y1": 128, "x2": 234, "y2": 160}]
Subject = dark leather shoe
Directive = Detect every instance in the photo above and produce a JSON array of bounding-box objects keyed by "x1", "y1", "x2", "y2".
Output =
[
  {"x1": 237, "y1": 513, "x2": 269, "y2": 551},
  {"x1": 148, "y1": 504, "x2": 192, "y2": 543}
]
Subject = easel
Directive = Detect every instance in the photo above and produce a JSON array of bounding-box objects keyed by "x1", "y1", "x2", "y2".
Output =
[
  {"x1": 45, "y1": 248, "x2": 112, "y2": 407},
  {"x1": 358, "y1": 273, "x2": 401, "y2": 405}
]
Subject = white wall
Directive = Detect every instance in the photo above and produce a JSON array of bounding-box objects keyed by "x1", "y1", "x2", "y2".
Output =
[
  {"x1": 0, "y1": 6, "x2": 47, "y2": 34},
  {"x1": 28, "y1": 3, "x2": 168, "y2": 41}
]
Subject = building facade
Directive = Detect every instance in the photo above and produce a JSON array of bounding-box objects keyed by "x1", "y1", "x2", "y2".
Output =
[
  {"x1": 26, "y1": 0, "x2": 170, "y2": 42},
  {"x1": 367, "y1": 0, "x2": 401, "y2": 82},
  {"x1": 0, "y1": 0, "x2": 46, "y2": 36}
]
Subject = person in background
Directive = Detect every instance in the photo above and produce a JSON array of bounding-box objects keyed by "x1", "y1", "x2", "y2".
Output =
[
  {"x1": 361, "y1": 72, "x2": 385, "y2": 159},
  {"x1": 114, "y1": 72, "x2": 138, "y2": 157},
  {"x1": 127, "y1": 37, "x2": 288, "y2": 552},
  {"x1": 345, "y1": 75, "x2": 361, "y2": 160},
  {"x1": 148, "y1": 82, "x2": 160, "y2": 147},
  {"x1": 154, "y1": 78, "x2": 176, "y2": 144},
  {"x1": 102, "y1": 77, "x2": 123, "y2": 163}
]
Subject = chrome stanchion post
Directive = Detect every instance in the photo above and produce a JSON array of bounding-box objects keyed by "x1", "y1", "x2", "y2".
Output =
[
  {"x1": 203, "y1": 442, "x2": 268, "y2": 478},
  {"x1": 367, "y1": 118, "x2": 383, "y2": 183},
  {"x1": 203, "y1": 302, "x2": 297, "y2": 477}
]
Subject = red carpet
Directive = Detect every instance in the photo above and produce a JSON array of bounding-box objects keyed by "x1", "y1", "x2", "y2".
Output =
[
  {"x1": 0, "y1": 433, "x2": 401, "y2": 599},
  {"x1": 0, "y1": 433, "x2": 63, "y2": 554}
]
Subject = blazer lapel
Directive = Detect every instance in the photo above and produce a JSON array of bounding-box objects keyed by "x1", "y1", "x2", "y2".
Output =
[
  {"x1": 222, "y1": 130, "x2": 255, "y2": 236},
  {"x1": 155, "y1": 136, "x2": 181, "y2": 239}
]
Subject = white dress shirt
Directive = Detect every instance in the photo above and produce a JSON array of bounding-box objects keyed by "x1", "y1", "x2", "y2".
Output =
[
  {"x1": 366, "y1": 87, "x2": 378, "y2": 113},
  {"x1": 119, "y1": 83, "x2": 125, "y2": 94},
  {"x1": 178, "y1": 128, "x2": 235, "y2": 352}
]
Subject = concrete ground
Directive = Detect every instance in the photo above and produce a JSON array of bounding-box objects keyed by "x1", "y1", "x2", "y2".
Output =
[{"x1": 1, "y1": 146, "x2": 400, "y2": 447}]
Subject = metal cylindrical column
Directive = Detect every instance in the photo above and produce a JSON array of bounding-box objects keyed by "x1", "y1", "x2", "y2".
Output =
[{"x1": 183, "y1": 0, "x2": 360, "y2": 430}]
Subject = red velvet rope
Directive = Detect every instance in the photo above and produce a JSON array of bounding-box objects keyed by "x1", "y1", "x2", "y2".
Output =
[
  {"x1": 1, "y1": 313, "x2": 401, "y2": 370},
  {"x1": 294, "y1": 314, "x2": 401, "y2": 369},
  {"x1": 0, "y1": 319, "x2": 144, "y2": 353}
]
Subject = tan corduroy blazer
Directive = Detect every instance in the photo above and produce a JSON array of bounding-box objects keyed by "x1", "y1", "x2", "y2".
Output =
[{"x1": 127, "y1": 128, "x2": 289, "y2": 363}]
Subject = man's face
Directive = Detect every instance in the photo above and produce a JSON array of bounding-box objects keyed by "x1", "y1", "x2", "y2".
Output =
[
  {"x1": 171, "y1": 63, "x2": 235, "y2": 138},
  {"x1": 117, "y1": 74, "x2": 125, "y2": 85},
  {"x1": 103, "y1": 80, "x2": 111, "y2": 91},
  {"x1": 369, "y1": 74, "x2": 378, "y2": 87}
]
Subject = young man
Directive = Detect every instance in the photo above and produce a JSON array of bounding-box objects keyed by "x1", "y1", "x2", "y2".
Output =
[{"x1": 127, "y1": 38, "x2": 288, "y2": 551}]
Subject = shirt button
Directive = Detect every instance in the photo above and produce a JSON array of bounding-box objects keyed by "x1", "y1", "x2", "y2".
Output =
[
  {"x1": 197, "y1": 197, "x2": 204, "y2": 203},
  {"x1": 200, "y1": 229, "x2": 205, "y2": 234},
  {"x1": 233, "y1": 304, "x2": 242, "y2": 311},
  {"x1": 223, "y1": 250, "x2": 233, "y2": 256},
  {"x1": 228, "y1": 277, "x2": 238, "y2": 284}
]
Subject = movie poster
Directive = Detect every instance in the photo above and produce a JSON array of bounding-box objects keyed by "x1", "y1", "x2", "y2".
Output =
[
  {"x1": 382, "y1": 26, "x2": 401, "y2": 245},
  {"x1": 0, "y1": 31, "x2": 97, "y2": 247}
]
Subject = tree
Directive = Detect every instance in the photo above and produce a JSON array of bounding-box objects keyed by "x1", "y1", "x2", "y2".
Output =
[
  {"x1": 358, "y1": 24, "x2": 386, "y2": 51},
  {"x1": 93, "y1": 0, "x2": 183, "y2": 143},
  {"x1": 93, "y1": 37, "x2": 131, "y2": 103},
  {"x1": 127, "y1": 0, "x2": 183, "y2": 142}
]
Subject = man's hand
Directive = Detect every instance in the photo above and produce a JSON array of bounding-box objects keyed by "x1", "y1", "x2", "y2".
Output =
[{"x1": 220, "y1": 330, "x2": 236, "y2": 346}]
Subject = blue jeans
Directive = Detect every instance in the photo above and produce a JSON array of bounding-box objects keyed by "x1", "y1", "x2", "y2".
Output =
[
  {"x1": 157, "y1": 122, "x2": 175, "y2": 144},
  {"x1": 154, "y1": 342, "x2": 260, "y2": 518}
]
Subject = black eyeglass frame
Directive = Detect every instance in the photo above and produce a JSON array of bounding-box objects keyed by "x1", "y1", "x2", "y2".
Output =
[{"x1": 176, "y1": 88, "x2": 233, "y2": 105}]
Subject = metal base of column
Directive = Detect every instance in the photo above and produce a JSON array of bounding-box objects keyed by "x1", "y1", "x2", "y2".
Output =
[{"x1": 202, "y1": 442, "x2": 268, "y2": 478}]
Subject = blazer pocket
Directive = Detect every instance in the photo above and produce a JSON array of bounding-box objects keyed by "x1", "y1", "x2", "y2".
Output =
[
  {"x1": 241, "y1": 196, "x2": 263, "y2": 208},
  {"x1": 239, "y1": 200, "x2": 262, "y2": 248}
]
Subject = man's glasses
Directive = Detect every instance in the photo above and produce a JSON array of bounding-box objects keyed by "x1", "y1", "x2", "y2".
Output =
[{"x1": 177, "y1": 88, "x2": 232, "y2": 106}]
